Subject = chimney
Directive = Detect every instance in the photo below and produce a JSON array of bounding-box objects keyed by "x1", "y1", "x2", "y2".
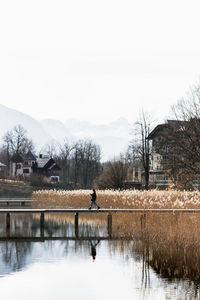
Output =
[{"x1": 39, "y1": 154, "x2": 43, "y2": 158}]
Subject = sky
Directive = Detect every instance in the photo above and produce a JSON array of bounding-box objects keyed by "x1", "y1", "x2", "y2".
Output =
[{"x1": 0, "y1": 0, "x2": 200, "y2": 125}]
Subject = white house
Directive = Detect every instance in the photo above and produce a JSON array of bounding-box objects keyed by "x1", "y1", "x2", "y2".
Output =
[{"x1": 11, "y1": 152, "x2": 61, "y2": 182}]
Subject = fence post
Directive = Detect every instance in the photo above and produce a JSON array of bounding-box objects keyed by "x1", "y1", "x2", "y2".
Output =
[
  {"x1": 40, "y1": 212, "x2": 45, "y2": 238},
  {"x1": 75, "y1": 212, "x2": 79, "y2": 238},
  {"x1": 6, "y1": 213, "x2": 10, "y2": 230},
  {"x1": 40, "y1": 212, "x2": 45, "y2": 227},
  {"x1": 107, "y1": 213, "x2": 112, "y2": 237}
]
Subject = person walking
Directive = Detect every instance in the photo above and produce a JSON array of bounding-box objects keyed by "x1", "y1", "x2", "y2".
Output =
[{"x1": 89, "y1": 189, "x2": 100, "y2": 209}]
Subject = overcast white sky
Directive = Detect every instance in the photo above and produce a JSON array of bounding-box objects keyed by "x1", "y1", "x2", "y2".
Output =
[{"x1": 0, "y1": 0, "x2": 200, "y2": 124}]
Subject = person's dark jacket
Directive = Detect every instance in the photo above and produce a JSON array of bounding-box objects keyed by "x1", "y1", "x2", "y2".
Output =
[{"x1": 91, "y1": 192, "x2": 96, "y2": 202}]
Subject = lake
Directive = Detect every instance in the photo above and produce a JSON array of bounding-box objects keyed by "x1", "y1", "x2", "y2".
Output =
[{"x1": 0, "y1": 214, "x2": 198, "y2": 300}]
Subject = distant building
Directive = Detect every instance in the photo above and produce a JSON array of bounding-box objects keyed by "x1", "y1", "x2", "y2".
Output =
[
  {"x1": 11, "y1": 152, "x2": 61, "y2": 183},
  {"x1": 124, "y1": 162, "x2": 143, "y2": 189},
  {"x1": 0, "y1": 162, "x2": 6, "y2": 179},
  {"x1": 124, "y1": 120, "x2": 196, "y2": 189},
  {"x1": 147, "y1": 120, "x2": 186, "y2": 187}
]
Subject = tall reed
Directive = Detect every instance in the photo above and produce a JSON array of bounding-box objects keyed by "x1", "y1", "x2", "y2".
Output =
[
  {"x1": 32, "y1": 189, "x2": 200, "y2": 282},
  {"x1": 32, "y1": 189, "x2": 200, "y2": 209}
]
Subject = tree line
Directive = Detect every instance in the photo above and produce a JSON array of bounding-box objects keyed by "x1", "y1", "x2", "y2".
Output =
[{"x1": 0, "y1": 126, "x2": 102, "y2": 189}]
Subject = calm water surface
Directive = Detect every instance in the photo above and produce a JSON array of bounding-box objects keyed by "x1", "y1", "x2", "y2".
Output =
[{"x1": 0, "y1": 214, "x2": 198, "y2": 300}]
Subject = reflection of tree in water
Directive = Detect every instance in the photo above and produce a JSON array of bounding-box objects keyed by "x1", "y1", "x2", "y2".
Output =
[{"x1": 1, "y1": 241, "x2": 33, "y2": 272}]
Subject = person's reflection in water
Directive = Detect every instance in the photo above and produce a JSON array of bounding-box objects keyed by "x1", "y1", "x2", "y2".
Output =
[{"x1": 90, "y1": 240, "x2": 100, "y2": 262}]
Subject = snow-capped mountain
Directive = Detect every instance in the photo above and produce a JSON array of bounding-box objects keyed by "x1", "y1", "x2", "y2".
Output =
[
  {"x1": 0, "y1": 104, "x2": 51, "y2": 148},
  {"x1": 0, "y1": 104, "x2": 132, "y2": 160}
]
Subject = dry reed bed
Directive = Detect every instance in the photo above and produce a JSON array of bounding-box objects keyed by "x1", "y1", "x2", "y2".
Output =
[
  {"x1": 32, "y1": 189, "x2": 200, "y2": 247},
  {"x1": 33, "y1": 189, "x2": 200, "y2": 281},
  {"x1": 32, "y1": 189, "x2": 200, "y2": 248},
  {"x1": 32, "y1": 189, "x2": 200, "y2": 209},
  {"x1": 32, "y1": 189, "x2": 200, "y2": 244}
]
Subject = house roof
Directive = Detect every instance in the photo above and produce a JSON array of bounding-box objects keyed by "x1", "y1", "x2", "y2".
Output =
[
  {"x1": 11, "y1": 152, "x2": 61, "y2": 171},
  {"x1": 24, "y1": 151, "x2": 37, "y2": 160},
  {"x1": 147, "y1": 120, "x2": 187, "y2": 139},
  {"x1": 35, "y1": 157, "x2": 60, "y2": 170},
  {"x1": 36, "y1": 158, "x2": 50, "y2": 168},
  {"x1": 11, "y1": 151, "x2": 37, "y2": 162},
  {"x1": 48, "y1": 162, "x2": 57, "y2": 170},
  {"x1": 0, "y1": 162, "x2": 6, "y2": 167}
]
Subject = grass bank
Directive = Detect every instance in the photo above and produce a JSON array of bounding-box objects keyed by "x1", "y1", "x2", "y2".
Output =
[{"x1": 0, "y1": 180, "x2": 33, "y2": 197}]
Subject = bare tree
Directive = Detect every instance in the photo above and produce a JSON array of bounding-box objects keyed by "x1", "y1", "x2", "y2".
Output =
[
  {"x1": 95, "y1": 155, "x2": 128, "y2": 190},
  {"x1": 57, "y1": 139, "x2": 73, "y2": 183},
  {"x1": 41, "y1": 139, "x2": 57, "y2": 158},
  {"x1": 130, "y1": 111, "x2": 153, "y2": 190},
  {"x1": 56, "y1": 139, "x2": 101, "y2": 189},
  {"x1": 167, "y1": 84, "x2": 200, "y2": 187},
  {"x1": 3, "y1": 125, "x2": 34, "y2": 155},
  {"x1": 70, "y1": 140, "x2": 101, "y2": 188},
  {"x1": 2, "y1": 125, "x2": 35, "y2": 177}
]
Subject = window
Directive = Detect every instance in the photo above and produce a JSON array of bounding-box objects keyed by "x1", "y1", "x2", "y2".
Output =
[
  {"x1": 16, "y1": 164, "x2": 21, "y2": 169},
  {"x1": 135, "y1": 168, "x2": 138, "y2": 178},
  {"x1": 50, "y1": 176, "x2": 59, "y2": 183},
  {"x1": 24, "y1": 161, "x2": 29, "y2": 166},
  {"x1": 23, "y1": 169, "x2": 29, "y2": 174}
]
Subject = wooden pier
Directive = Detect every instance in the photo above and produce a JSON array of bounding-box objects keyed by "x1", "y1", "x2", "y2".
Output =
[{"x1": 1, "y1": 208, "x2": 200, "y2": 238}]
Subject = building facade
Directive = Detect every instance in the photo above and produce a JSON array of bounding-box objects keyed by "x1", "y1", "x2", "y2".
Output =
[
  {"x1": 0, "y1": 162, "x2": 6, "y2": 179},
  {"x1": 11, "y1": 152, "x2": 60, "y2": 182},
  {"x1": 147, "y1": 120, "x2": 186, "y2": 187}
]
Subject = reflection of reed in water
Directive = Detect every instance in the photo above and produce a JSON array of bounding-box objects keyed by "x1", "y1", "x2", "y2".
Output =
[
  {"x1": 141, "y1": 243, "x2": 150, "y2": 290},
  {"x1": 111, "y1": 212, "x2": 200, "y2": 294},
  {"x1": 150, "y1": 243, "x2": 200, "y2": 282},
  {"x1": 1, "y1": 213, "x2": 200, "y2": 298},
  {"x1": 32, "y1": 211, "x2": 200, "y2": 287},
  {"x1": 106, "y1": 239, "x2": 200, "y2": 298},
  {"x1": 2, "y1": 210, "x2": 200, "y2": 292},
  {"x1": 32, "y1": 188, "x2": 200, "y2": 289},
  {"x1": 33, "y1": 213, "x2": 107, "y2": 237},
  {"x1": 148, "y1": 242, "x2": 200, "y2": 298}
]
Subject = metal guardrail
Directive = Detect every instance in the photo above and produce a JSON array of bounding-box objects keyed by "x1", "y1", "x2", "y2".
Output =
[{"x1": 0, "y1": 199, "x2": 32, "y2": 206}]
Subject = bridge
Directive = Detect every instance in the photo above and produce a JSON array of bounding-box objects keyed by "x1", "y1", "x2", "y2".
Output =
[
  {"x1": 0, "y1": 208, "x2": 199, "y2": 239},
  {"x1": 0, "y1": 236, "x2": 125, "y2": 242}
]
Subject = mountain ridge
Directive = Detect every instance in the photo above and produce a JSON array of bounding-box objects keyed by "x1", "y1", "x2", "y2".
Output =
[{"x1": 0, "y1": 104, "x2": 131, "y2": 160}]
